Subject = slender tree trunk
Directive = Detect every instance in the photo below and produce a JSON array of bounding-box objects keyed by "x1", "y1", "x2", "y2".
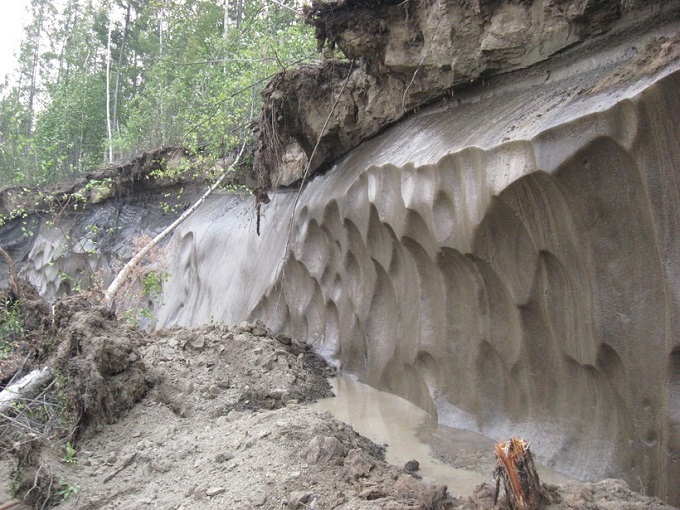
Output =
[
  {"x1": 104, "y1": 143, "x2": 247, "y2": 308},
  {"x1": 113, "y1": 2, "x2": 131, "y2": 134},
  {"x1": 236, "y1": 0, "x2": 243, "y2": 28},
  {"x1": 56, "y1": 0, "x2": 81, "y2": 85},
  {"x1": 223, "y1": 0, "x2": 230, "y2": 76},
  {"x1": 223, "y1": 0, "x2": 230, "y2": 35},
  {"x1": 159, "y1": 1, "x2": 164, "y2": 57},
  {"x1": 105, "y1": 11, "x2": 114, "y2": 162},
  {"x1": 159, "y1": 0, "x2": 165, "y2": 146},
  {"x1": 26, "y1": 2, "x2": 46, "y2": 137}
]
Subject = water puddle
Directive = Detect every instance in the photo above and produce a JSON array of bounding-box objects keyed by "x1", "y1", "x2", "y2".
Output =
[{"x1": 314, "y1": 373, "x2": 574, "y2": 497}]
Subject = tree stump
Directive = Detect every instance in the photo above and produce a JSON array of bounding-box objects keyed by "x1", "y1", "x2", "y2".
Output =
[{"x1": 494, "y1": 437, "x2": 542, "y2": 510}]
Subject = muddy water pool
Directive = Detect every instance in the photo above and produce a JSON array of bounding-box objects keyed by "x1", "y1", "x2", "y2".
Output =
[{"x1": 314, "y1": 373, "x2": 574, "y2": 497}]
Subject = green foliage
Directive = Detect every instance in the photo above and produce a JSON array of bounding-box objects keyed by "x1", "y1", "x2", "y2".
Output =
[
  {"x1": 58, "y1": 271, "x2": 83, "y2": 294},
  {"x1": 120, "y1": 268, "x2": 170, "y2": 327},
  {"x1": 80, "y1": 177, "x2": 115, "y2": 202},
  {"x1": 142, "y1": 270, "x2": 169, "y2": 299},
  {"x1": 0, "y1": 206, "x2": 29, "y2": 228},
  {"x1": 32, "y1": 72, "x2": 108, "y2": 183},
  {"x1": 62, "y1": 441, "x2": 78, "y2": 464},
  {"x1": 9, "y1": 479, "x2": 19, "y2": 497},
  {"x1": 0, "y1": 0, "x2": 317, "y2": 187},
  {"x1": 0, "y1": 298, "x2": 24, "y2": 359},
  {"x1": 0, "y1": 86, "x2": 35, "y2": 184},
  {"x1": 58, "y1": 480, "x2": 80, "y2": 500}
]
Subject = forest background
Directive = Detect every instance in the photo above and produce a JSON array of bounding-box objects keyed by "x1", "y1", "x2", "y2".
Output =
[{"x1": 0, "y1": 0, "x2": 315, "y2": 187}]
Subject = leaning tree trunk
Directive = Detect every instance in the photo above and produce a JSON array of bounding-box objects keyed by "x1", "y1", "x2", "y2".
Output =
[
  {"x1": 104, "y1": 143, "x2": 247, "y2": 309},
  {"x1": 0, "y1": 367, "x2": 54, "y2": 414}
]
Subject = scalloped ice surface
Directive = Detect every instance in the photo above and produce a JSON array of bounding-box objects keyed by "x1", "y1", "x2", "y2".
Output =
[{"x1": 157, "y1": 31, "x2": 680, "y2": 505}]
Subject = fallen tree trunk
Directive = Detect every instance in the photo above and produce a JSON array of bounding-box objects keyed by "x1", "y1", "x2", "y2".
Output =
[
  {"x1": 0, "y1": 367, "x2": 54, "y2": 414},
  {"x1": 104, "y1": 143, "x2": 247, "y2": 308}
]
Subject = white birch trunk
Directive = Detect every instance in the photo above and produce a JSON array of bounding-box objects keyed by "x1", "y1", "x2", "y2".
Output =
[
  {"x1": 104, "y1": 143, "x2": 247, "y2": 308},
  {"x1": 0, "y1": 367, "x2": 54, "y2": 414},
  {"x1": 105, "y1": 10, "x2": 114, "y2": 163}
]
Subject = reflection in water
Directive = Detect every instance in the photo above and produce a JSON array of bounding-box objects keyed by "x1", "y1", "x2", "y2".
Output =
[{"x1": 313, "y1": 373, "x2": 574, "y2": 497}]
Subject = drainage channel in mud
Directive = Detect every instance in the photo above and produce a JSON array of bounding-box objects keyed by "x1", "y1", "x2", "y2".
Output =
[{"x1": 314, "y1": 373, "x2": 574, "y2": 497}]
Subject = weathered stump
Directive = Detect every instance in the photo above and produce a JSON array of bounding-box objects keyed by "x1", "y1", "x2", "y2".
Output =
[{"x1": 494, "y1": 437, "x2": 542, "y2": 510}]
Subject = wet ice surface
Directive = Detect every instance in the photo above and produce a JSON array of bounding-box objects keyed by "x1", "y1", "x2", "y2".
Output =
[{"x1": 314, "y1": 373, "x2": 574, "y2": 497}]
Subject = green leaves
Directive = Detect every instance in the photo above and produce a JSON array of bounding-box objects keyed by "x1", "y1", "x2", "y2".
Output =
[
  {"x1": 0, "y1": 298, "x2": 24, "y2": 359},
  {"x1": 0, "y1": 0, "x2": 316, "y2": 187}
]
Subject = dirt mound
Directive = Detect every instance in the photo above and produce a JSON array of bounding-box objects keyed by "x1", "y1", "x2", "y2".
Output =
[
  {"x1": 0, "y1": 280, "x2": 51, "y2": 384},
  {"x1": 23, "y1": 317, "x2": 458, "y2": 510},
  {"x1": 145, "y1": 319, "x2": 334, "y2": 419},
  {"x1": 52, "y1": 294, "x2": 148, "y2": 433},
  {"x1": 1, "y1": 291, "x2": 149, "y2": 508}
]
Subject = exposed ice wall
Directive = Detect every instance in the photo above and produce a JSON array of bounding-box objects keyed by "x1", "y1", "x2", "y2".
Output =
[{"x1": 158, "y1": 52, "x2": 680, "y2": 502}]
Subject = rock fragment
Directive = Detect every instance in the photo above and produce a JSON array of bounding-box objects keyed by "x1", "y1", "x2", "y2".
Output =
[
  {"x1": 206, "y1": 486, "x2": 225, "y2": 497},
  {"x1": 344, "y1": 449, "x2": 375, "y2": 479},
  {"x1": 302, "y1": 436, "x2": 345, "y2": 465},
  {"x1": 287, "y1": 491, "x2": 312, "y2": 509},
  {"x1": 404, "y1": 459, "x2": 420, "y2": 474}
]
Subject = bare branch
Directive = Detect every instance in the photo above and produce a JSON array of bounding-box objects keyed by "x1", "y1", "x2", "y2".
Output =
[{"x1": 0, "y1": 244, "x2": 21, "y2": 300}]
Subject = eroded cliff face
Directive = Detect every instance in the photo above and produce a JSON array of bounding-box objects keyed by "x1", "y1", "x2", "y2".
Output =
[
  {"x1": 0, "y1": 148, "x2": 203, "y2": 301},
  {"x1": 4, "y1": 0, "x2": 680, "y2": 505},
  {"x1": 159, "y1": 8, "x2": 680, "y2": 504},
  {"x1": 254, "y1": 0, "x2": 679, "y2": 189}
]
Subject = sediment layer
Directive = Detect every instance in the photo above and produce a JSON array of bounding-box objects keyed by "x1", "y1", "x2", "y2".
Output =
[{"x1": 254, "y1": 0, "x2": 680, "y2": 189}]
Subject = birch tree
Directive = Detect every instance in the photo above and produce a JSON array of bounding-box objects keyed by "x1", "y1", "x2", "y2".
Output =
[
  {"x1": 106, "y1": 6, "x2": 114, "y2": 162},
  {"x1": 113, "y1": 1, "x2": 132, "y2": 134}
]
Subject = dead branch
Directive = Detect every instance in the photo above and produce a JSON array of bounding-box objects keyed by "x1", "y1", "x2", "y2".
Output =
[
  {"x1": 103, "y1": 453, "x2": 136, "y2": 483},
  {"x1": 0, "y1": 244, "x2": 21, "y2": 300}
]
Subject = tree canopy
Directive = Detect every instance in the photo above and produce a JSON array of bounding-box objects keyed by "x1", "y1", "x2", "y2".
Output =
[{"x1": 0, "y1": 0, "x2": 316, "y2": 186}]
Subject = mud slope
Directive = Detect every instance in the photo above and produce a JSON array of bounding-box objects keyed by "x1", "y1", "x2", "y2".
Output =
[{"x1": 157, "y1": 21, "x2": 680, "y2": 505}]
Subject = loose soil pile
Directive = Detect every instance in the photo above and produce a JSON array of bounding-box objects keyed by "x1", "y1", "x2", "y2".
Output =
[{"x1": 0, "y1": 288, "x2": 676, "y2": 509}]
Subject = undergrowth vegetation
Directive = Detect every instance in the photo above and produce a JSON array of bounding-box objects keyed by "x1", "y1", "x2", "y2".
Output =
[{"x1": 0, "y1": 298, "x2": 24, "y2": 359}]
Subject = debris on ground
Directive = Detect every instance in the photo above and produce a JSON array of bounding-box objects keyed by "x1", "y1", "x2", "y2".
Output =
[{"x1": 0, "y1": 286, "x2": 676, "y2": 509}]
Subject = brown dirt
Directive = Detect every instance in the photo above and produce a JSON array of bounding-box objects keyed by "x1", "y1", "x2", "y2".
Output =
[
  {"x1": 252, "y1": 0, "x2": 672, "y2": 195},
  {"x1": 0, "y1": 147, "x2": 191, "y2": 220},
  {"x1": 51, "y1": 295, "x2": 148, "y2": 434},
  {"x1": 0, "y1": 292, "x2": 676, "y2": 509},
  {"x1": 584, "y1": 33, "x2": 680, "y2": 95},
  {"x1": 0, "y1": 281, "x2": 51, "y2": 384}
]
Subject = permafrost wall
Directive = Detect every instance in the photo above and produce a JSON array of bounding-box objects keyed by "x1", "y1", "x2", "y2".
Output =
[
  {"x1": 5, "y1": 8, "x2": 679, "y2": 505},
  {"x1": 158, "y1": 36, "x2": 680, "y2": 503}
]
